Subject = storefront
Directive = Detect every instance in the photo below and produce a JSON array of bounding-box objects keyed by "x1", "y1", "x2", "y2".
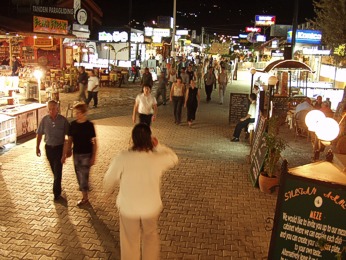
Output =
[{"x1": 97, "y1": 28, "x2": 146, "y2": 70}]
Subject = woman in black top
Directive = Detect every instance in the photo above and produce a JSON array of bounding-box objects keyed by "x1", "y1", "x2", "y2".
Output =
[
  {"x1": 184, "y1": 80, "x2": 200, "y2": 127},
  {"x1": 62, "y1": 103, "x2": 97, "y2": 206}
]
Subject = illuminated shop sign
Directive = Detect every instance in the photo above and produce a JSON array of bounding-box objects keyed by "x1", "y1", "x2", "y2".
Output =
[
  {"x1": 98, "y1": 31, "x2": 144, "y2": 43},
  {"x1": 246, "y1": 27, "x2": 261, "y2": 33},
  {"x1": 99, "y1": 31, "x2": 128, "y2": 42},
  {"x1": 239, "y1": 34, "x2": 248, "y2": 39},
  {"x1": 256, "y1": 35, "x2": 266, "y2": 42},
  {"x1": 176, "y1": 30, "x2": 189, "y2": 36},
  {"x1": 33, "y1": 16, "x2": 68, "y2": 35},
  {"x1": 255, "y1": 15, "x2": 276, "y2": 26},
  {"x1": 302, "y1": 48, "x2": 331, "y2": 55},
  {"x1": 153, "y1": 28, "x2": 170, "y2": 37},
  {"x1": 271, "y1": 50, "x2": 284, "y2": 57},
  {"x1": 287, "y1": 30, "x2": 322, "y2": 45},
  {"x1": 144, "y1": 27, "x2": 153, "y2": 36}
]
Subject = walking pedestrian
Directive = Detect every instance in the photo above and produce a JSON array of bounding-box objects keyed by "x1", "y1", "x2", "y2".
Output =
[
  {"x1": 170, "y1": 77, "x2": 185, "y2": 125},
  {"x1": 156, "y1": 72, "x2": 168, "y2": 105},
  {"x1": 132, "y1": 85, "x2": 158, "y2": 127},
  {"x1": 167, "y1": 68, "x2": 177, "y2": 91},
  {"x1": 103, "y1": 123, "x2": 178, "y2": 260},
  {"x1": 196, "y1": 63, "x2": 203, "y2": 88},
  {"x1": 77, "y1": 66, "x2": 88, "y2": 103},
  {"x1": 62, "y1": 103, "x2": 97, "y2": 206},
  {"x1": 180, "y1": 67, "x2": 189, "y2": 86},
  {"x1": 218, "y1": 67, "x2": 228, "y2": 104},
  {"x1": 204, "y1": 67, "x2": 216, "y2": 102},
  {"x1": 140, "y1": 67, "x2": 153, "y2": 89},
  {"x1": 184, "y1": 79, "x2": 200, "y2": 127},
  {"x1": 36, "y1": 100, "x2": 69, "y2": 201},
  {"x1": 86, "y1": 70, "x2": 99, "y2": 108}
]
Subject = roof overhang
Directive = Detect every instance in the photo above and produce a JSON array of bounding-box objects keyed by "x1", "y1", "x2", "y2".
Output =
[{"x1": 257, "y1": 59, "x2": 315, "y2": 73}]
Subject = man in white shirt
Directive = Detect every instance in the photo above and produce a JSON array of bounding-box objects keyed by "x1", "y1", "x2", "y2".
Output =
[
  {"x1": 86, "y1": 70, "x2": 100, "y2": 108},
  {"x1": 295, "y1": 97, "x2": 313, "y2": 114},
  {"x1": 231, "y1": 93, "x2": 257, "y2": 142}
]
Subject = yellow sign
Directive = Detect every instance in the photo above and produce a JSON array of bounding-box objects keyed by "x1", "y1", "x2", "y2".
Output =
[
  {"x1": 33, "y1": 16, "x2": 68, "y2": 35},
  {"x1": 209, "y1": 43, "x2": 229, "y2": 55},
  {"x1": 34, "y1": 38, "x2": 53, "y2": 47}
]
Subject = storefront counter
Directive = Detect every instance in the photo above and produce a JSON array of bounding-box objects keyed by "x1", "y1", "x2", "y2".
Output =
[{"x1": 0, "y1": 103, "x2": 46, "y2": 139}]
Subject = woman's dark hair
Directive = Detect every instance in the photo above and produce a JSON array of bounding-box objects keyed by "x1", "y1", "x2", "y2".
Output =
[
  {"x1": 250, "y1": 93, "x2": 257, "y2": 101},
  {"x1": 131, "y1": 123, "x2": 153, "y2": 152}
]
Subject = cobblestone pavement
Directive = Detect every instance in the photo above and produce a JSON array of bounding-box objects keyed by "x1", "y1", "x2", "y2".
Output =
[{"x1": 0, "y1": 73, "x2": 313, "y2": 259}]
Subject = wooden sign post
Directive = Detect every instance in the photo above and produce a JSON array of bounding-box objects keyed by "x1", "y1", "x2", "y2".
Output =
[
  {"x1": 229, "y1": 93, "x2": 249, "y2": 124},
  {"x1": 249, "y1": 115, "x2": 268, "y2": 186}
]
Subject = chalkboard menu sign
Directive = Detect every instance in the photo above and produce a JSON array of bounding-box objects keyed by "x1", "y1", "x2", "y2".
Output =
[
  {"x1": 249, "y1": 116, "x2": 267, "y2": 186},
  {"x1": 268, "y1": 163, "x2": 346, "y2": 259},
  {"x1": 229, "y1": 93, "x2": 249, "y2": 124}
]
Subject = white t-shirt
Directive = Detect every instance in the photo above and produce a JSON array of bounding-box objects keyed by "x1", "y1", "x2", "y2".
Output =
[
  {"x1": 87, "y1": 76, "x2": 99, "y2": 92},
  {"x1": 248, "y1": 101, "x2": 256, "y2": 118},
  {"x1": 135, "y1": 93, "x2": 157, "y2": 115},
  {"x1": 104, "y1": 144, "x2": 178, "y2": 218}
]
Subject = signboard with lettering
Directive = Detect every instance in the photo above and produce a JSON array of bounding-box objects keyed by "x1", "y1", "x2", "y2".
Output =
[
  {"x1": 255, "y1": 15, "x2": 276, "y2": 26},
  {"x1": 229, "y1": 93, "x2": 249, "y2": 124},
  {"x1": 33, "y1": 16, "x2": 68, "y2": 35},
  {"x1": 287, "y1": 30, "x2": 322, "y2": 45},
  {"x1": 268, "y1": 165, "x2": 346, "y2": 259},
  {"x1": 249, "y1": 116, "x2": 267, "y2": 186}
]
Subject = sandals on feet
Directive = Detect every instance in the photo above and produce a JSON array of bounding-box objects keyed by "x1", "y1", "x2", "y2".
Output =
[{"x1": 77, "y1": 199, "x2": 89, "y2": 206}]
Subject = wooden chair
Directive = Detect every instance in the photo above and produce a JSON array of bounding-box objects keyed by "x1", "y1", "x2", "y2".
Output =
[{"x1": 100, "y1": 74, "x2": 109, "y2": 87}]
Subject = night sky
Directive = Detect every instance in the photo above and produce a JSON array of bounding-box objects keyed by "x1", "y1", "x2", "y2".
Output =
[{"x1": 94, "y1": 0, "x2": 316, "y2": 34}]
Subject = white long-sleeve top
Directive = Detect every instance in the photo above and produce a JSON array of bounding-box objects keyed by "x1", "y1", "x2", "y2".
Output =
[{"x1": 104, "y1": 144, "x2": 178, "y2": 218}]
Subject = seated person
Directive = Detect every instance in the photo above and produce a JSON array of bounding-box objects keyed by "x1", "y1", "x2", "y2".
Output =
[
  {"x1": 320, "y1": 101, "x2": 334, "y2": 118},
  {"x1": 231, "y1": 93, "x2": 257, "y2": 142},
  {"x1": 314, "y1": 95, "x2": 323, "y2": 109},
  {"x1": 295, "y1": 97, "x2": 313, "y2": 114}
]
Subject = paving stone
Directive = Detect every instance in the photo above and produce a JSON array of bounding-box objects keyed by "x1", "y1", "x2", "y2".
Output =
[{"x1": 0, "y1": 76, "x2": 315, "y2": 259}]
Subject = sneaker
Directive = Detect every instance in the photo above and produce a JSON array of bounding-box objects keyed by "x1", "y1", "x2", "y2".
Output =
[{"x1": 231, "y1": 137, "x2": 239, "y2": 142}]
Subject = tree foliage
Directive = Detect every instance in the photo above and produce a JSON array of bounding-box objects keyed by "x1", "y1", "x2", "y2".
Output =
[{"x1": 311, "y1": 0, "x2": 346, "y2": 57}]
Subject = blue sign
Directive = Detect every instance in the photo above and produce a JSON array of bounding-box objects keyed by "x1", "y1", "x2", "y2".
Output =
[{"x1": 287, "y1": 30, "x2": 322, "y2": 45}]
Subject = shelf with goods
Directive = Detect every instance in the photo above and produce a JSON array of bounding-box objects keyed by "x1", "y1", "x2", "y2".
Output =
[
  {"x1": 0, "y1": 46, "x2": 10, "y2": 59},
  {"x1": 0, "y1": 114, "x2": 16, "y2": 146}
]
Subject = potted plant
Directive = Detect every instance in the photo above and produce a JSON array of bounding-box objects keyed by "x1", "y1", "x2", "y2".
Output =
[{"x1": 259, "y1": 116, "x2": 287, "y2": 194}]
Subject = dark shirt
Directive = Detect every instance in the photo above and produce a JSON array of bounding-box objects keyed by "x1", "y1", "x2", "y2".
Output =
[
  {"x1": 12, "y1": 60, "x2": 21, "y2": 76},
  {"x1": 78, "y1": 71, "x2": 88, "y2": 85},
  {"x1": 69, "y1": 120, "x2": 96, "y2": 154},
  {"x1": 141, "y1": 72, "x2": 153, "y2": 87}
]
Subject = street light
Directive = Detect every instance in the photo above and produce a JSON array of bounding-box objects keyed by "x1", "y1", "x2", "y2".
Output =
[
  {"x1": 250, "y1": 67, "x2": 256, "y2": 94},
  {"x1": 103, "y1": 45, "x2": 111, "y2": 73},
  {"x1": 33, "y1": 69, "x2": 43, "y2": 103},
  {"x1": 267, "y1": 75, "x2": 278, "y2": 119}
]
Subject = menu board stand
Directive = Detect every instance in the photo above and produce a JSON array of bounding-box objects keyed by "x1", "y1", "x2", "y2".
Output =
[
  {"x1": 249, "y1": 115, "x2": 268, "y2": 186},
  {"x1": 229, "y1": 93, "x2": 249, "y2": 124},
  {"x1": 268, "y1": 160, "x2": 346, "y2": 259}
]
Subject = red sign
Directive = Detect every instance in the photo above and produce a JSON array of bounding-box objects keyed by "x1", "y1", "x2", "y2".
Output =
[
  {"x1": 33, "y1": 16, "x2": 68, "y2": 35},
  {"x1": 246, "y1": 27, "x2": 261, "y2": 33}
]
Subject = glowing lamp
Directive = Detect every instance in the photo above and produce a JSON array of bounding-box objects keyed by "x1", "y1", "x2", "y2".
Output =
[
  {"x1": 315, "y1": 117, "x2": 339, "y2": 144},
  {"x1": 305, "y1": 110, "x2": 325, "y2": 132},
  {"x1": 250, "y1": 67, "x2": 256, "y2": 75},
  {"x1": 33, "y1": 70, "x2": 43, "y2": 80},
  {"x1": 268, "y1": 75, "x2": 278, "y2": 86}
]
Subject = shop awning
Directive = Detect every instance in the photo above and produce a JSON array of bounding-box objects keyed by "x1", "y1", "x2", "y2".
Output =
[{"x1": 258, "y1": 59, "x2": 314, "y2": 73}]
